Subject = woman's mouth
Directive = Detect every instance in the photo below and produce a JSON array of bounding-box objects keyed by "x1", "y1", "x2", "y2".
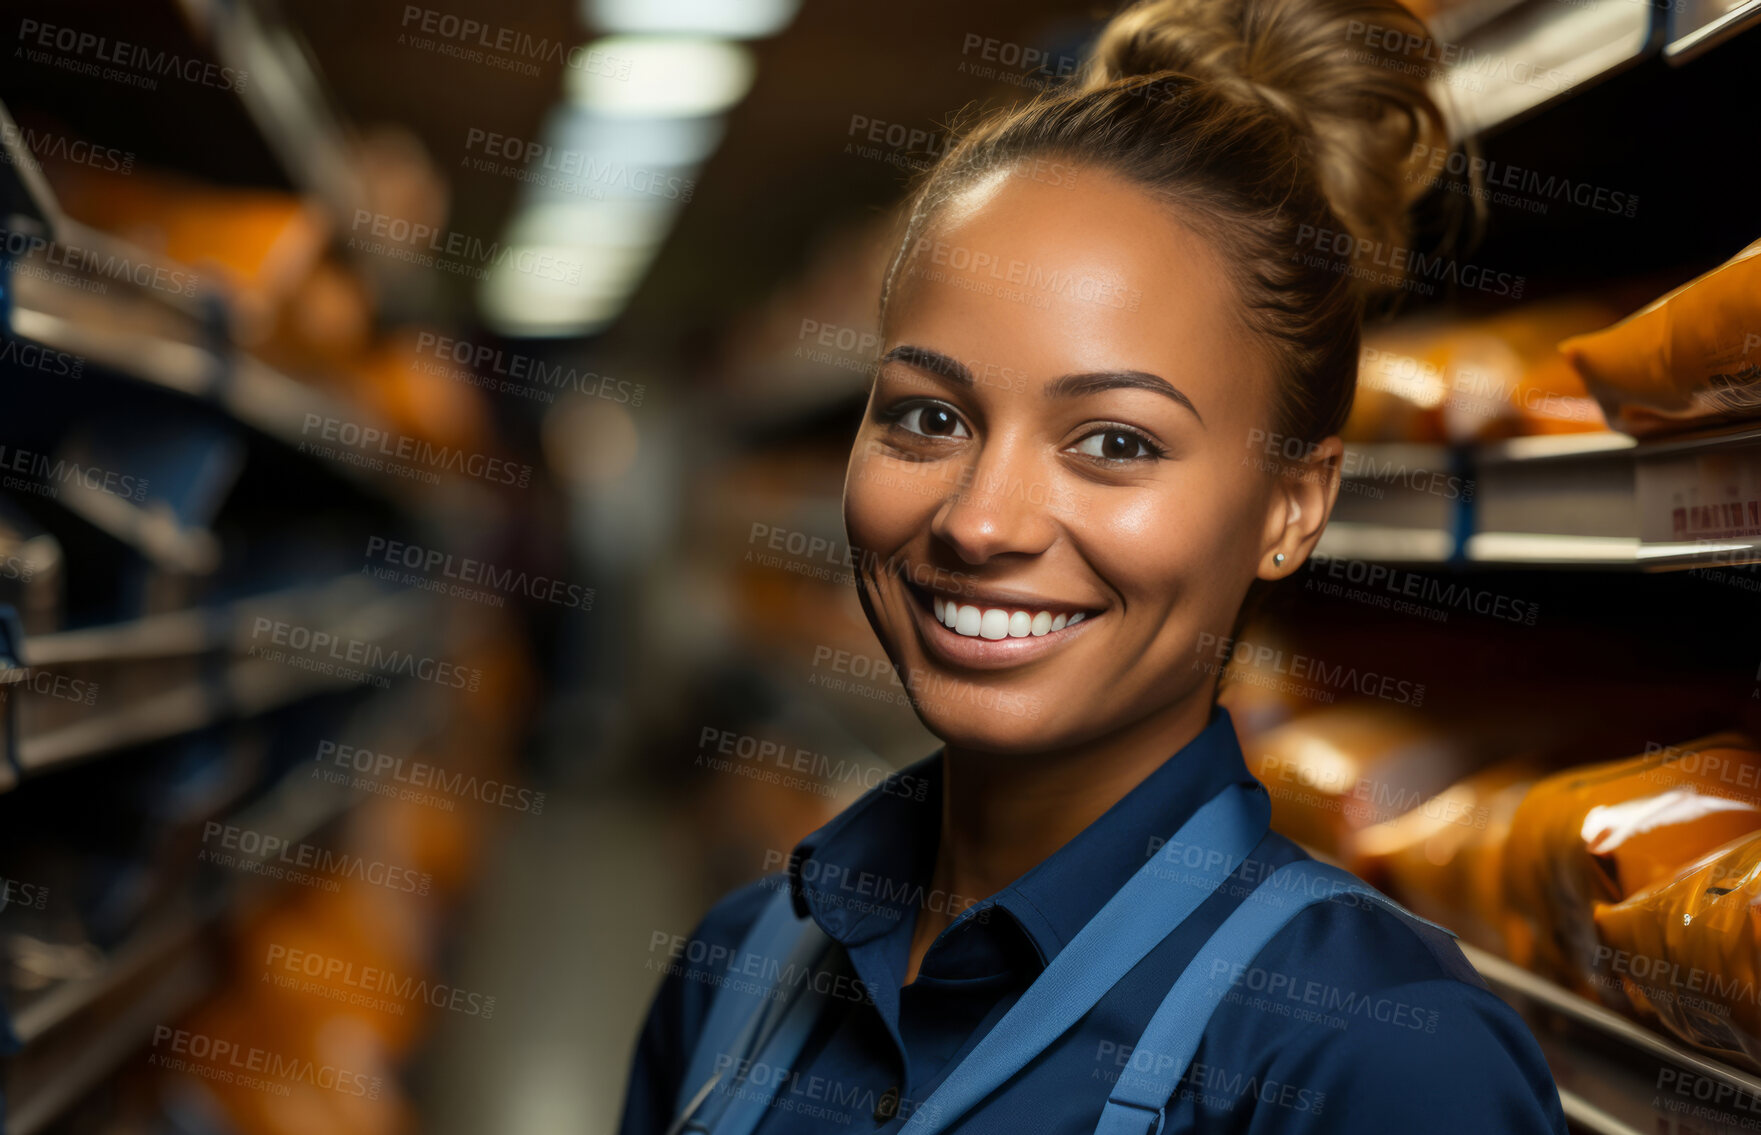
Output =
[
  {"x1": 903, "y1": 582, "x2": 1103, "y2": 670},
  {"x1": 932, "y1": 595, "x2": 1088, "y2": 638}
]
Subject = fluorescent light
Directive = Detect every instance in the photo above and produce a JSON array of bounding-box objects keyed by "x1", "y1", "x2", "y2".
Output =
[
  {"x1": 479, "y1": 198, "x2": 677, "y2": 336},
  {"x1": 504, "y1": 198, "x2": 677, "y2": 247},
  {"x1": 587, "y1": 0, "x2": 799, "y2": 38},
  {"x1": 541, "y1": 104, "x2": 726, "y2": 168},
  {"x1": 479, "y1": 248, "x2": 650, "y2": 333},
  {"x1": 566, "y1": 36, "x2": 754, "y2": 117}
]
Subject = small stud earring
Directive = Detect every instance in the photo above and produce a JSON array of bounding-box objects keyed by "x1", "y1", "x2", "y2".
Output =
[{"x1": 1272, "y1": 553, "x2": 1286, "y2": 567}]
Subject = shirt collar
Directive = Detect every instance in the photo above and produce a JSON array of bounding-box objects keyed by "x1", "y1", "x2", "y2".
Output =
[{"x1": 785, "y1": 703, "x2": 1263, "y2": 966}]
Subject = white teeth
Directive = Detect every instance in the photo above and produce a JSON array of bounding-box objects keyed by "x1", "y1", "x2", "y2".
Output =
[{"x1": 930, "y1": 597, "x2": 1094, "y2": 640}]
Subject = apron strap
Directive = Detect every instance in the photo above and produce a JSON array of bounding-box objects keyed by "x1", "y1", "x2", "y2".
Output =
[
  {"x1": 686, "y1": 940, "x2": 847, "y2": 1135},
  {"x1": 900, "y1": 780, "x2": 1270, "y2": 1135},
  {"x1": 1094, "y1": 859, "x2": 1458, "y2": 1135},
  {"x1": 669, "y1": 882, "x2": 834, "y2": 1134}
]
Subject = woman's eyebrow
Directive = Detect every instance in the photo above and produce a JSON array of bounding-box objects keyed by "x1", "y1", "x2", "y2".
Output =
[
  {"x1": 880, "y1": 345, "x2": 1204, "y2": 428},
  {"x1": 1044, "y1": 371, "x2": 1204, "y2": 427},
  {"x1": 879, "y1": 344, "x2": 971, "y2": 386}
]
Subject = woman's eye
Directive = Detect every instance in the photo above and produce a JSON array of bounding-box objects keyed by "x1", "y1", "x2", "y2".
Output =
[
  {"x1": 894, "y1": 403, "x2": 970, "y2": 440},
  {"x1": 1070, "y1": 429, "x2": 1161, "y2": 462}
]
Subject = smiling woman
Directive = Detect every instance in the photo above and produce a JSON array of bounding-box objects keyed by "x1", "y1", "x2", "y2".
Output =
[
  {"x1": 619, "y1": 0, "x2": 1569, "y2": 1132},
  {"x1": 849, "y1": 167, "x2": 1289, "y2": 765}
]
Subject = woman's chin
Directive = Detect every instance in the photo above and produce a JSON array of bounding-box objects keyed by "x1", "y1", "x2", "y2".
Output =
[{"x1": 908, "y1": 694, "x2": 1061, "y2": 755}]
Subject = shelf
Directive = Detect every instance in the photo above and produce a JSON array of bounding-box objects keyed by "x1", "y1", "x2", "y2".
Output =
[
  {"x1": 1466, "y1": 943, "x2": 1761, "y2": 1097},
  {"x1": 1667, "y1": 0, "x2": 1761, "y2": 62},
  {"x1": 9, "y1": 307, "x2": 501, "y2": 545},
  {"x1": 2, "y1": 929, "x2": 212, "y2": 1135},
  {"x1": 1465, "y1": 943, "x2": 1761, "y2": 1134},
  {"x1": 1430, "y1": 0, "x2": 1661, "y2": 139},
  {"x1": 6, "y1": 910, "x2": 204, "y2": 1050},
  {"x1": 173, "y1": 0, "x2": 371, "y2": 231},
  {"x1": 0, "y1": 103, "x2": 58, "y2": 237},
  {"x1": 50, "y1": 476, "x2": 222, "y2": 577},
  {"x1": 0, "y1": 575, "x2": 440, "y2": 784},
  {"x1": 22, "y1": 605, "x2": 230, "y2": 668},
  {"x1": 0, "y1": 135, "x2": 498, "y2": 535},
  {"x1": 1293, "y1": 842, "x2": 1761, "y2": 1132},
  {"x1": 0, "y1": 687, "x2": 407, "y2": 1133},
  {"x1": 1319, "y1": 423, "x2": 1761, "y2": 569},
  {"x1": 11, "y1": 306, "x2": 385, "y2": 488},
  {"x1": 6, "y1": 303, "x2": 500, "y2": 534}
]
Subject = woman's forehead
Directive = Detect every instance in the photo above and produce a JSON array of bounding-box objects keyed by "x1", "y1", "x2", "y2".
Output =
[{"x1": 884, "y1": 168, "x2": 1269, "y2": 411}]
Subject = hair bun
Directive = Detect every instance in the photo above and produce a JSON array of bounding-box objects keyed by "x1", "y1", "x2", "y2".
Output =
[{"x1": 1081, "y1": 0, "x2": 1449, "y2": 266}]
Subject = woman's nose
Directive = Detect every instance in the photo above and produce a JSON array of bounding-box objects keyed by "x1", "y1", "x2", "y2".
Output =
[{"x1": 928, "y1": 441, "x2": 1061, "y2": 565}]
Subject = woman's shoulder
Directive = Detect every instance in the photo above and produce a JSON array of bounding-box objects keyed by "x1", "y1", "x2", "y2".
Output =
[
  {"x1": 1247, "y1": 830, "x2": 1482, "y2": 990},
  {"x1": 1183, "y1": 827, "x2": 1570, "y2": 1126},
  {"x1": 1202, "y1": 832, "x2": 1568, "y2": 1132}
]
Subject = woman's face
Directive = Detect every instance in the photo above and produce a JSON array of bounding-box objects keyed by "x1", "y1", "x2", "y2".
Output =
[{"x1": 843, "y1": 164, "x2": 1339, "y2": 754}]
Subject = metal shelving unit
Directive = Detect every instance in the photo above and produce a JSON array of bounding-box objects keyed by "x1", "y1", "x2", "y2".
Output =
[
  {"x1": 172, "y1": 0, "x2": 373, "y2": 231},
  {"x1": 1667, "y1": 0, "x2": 1761, "y2": 62},
  {"x1": 1300, "y1": 10, "x2": 1761, "y2": 1133},
  {"x1": 0, "y1": 31, "x2": 495, "y2": 1124},
  {"x1": 0, "y1": 680, "x2": 421, "y2": 1134},
  {"x1": 1428, "y1": 0, "x2": 1663, "y2": 138},
  {"x1": 1, "y1": 576, "x2": 441, "y2": 783},
  {"x1": 1319, "y1": 422, "x2": 1761, "y2": 570},
  {"x1": 7, "y1": 290, "x2": 498, "y2": 536},
  {"x1": 1466, "y1": 943, "x2": 1761, "y2": 1135},
  {"x1": 0, "y1": 130, "x2": 498, "y2": 542}
]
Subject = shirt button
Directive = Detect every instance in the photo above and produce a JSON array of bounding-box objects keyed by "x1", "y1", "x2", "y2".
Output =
[{"x1": 874, "y1": 1085, "x2": 900, "y2": 1122}]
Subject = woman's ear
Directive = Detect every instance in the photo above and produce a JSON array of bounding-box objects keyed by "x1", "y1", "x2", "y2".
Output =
[{"x1": 1258, "y1": 434, "x2": 1343, "y2": 579}]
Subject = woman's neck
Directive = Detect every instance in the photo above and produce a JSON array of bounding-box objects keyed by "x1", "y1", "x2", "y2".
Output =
[{"x1": 929, "y1": 692, "x2": 1218, "y2": 915}]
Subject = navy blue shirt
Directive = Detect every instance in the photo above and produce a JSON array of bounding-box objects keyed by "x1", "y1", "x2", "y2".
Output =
[{"x1": 618, "y1": 705, "x2": 1569, "y2": 1134}]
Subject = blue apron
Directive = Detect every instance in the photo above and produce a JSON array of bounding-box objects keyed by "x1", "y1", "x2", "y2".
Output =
[{"x1": 668, "y1": 781, "x2": 1456, "y2": 1135}]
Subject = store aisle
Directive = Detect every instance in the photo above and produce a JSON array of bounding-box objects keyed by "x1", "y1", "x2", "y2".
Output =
[{"x1": 418, "y1": 790, "x2": 700, "y2": 1135}]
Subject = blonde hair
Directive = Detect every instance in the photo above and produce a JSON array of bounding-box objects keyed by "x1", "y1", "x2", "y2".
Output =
[{"x1": 881, "y1": 0, "x2": 1463, "y2": 445}]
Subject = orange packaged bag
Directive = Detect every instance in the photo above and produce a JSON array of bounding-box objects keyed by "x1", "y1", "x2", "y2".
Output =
[
  {"x1": 1354, "y1": 761, "x2": 1538, "y2": 963},
  {"x1": 1349, "y1": 299, "x2": 1620, "y2": 444},
  {"x1": 1559, "y1": 236, "x2": 1761, "y2": 438},
  {"x1": 1503, "y1": 731, "x2": 1761, "y2": 1002},
  {"x1": 1433, "y1": 301, "x2": 1612, "y2": 441},
  {"x1": 1245, "y1": 703, "x2": 1494, "y2": 871},
  {"x1": 1594, "y1": 831, "x2": 1761, "y2": 1072}
]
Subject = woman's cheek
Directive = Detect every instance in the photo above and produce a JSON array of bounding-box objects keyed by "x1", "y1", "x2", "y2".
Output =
[
  {"x1": 1084, "y1": 492, "x2": 1167, "y2": 550},
  {"x1": 1080, "y1": 487, "x2": 1230, "y2": 599},
  {"x1": 843, "y1": 438, "x2": 914, "y2": 553}
]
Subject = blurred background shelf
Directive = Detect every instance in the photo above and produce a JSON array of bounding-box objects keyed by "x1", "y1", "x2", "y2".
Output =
[
  {"x1": 0, "y1": 1, "x2": 546, "y2": 1125},
  {"x1": 1667, "y1": 0, "x2": 1761, "y2": 61},
  {"x1": 171, "y1": 0, "x2": 372, "y2": 231},
  {"x1": 8, "y1": 280, "x2": 497, "y2": 537},
  {"x1": 2, "y1": 577, "x2": 440, "y2": 783},
  {"x1": 1321, "y1": 424, "x2": 1761, "y2": 568},
  {"x1": 0, "y1": 683, "x2": 397, "y2": 1135},
  {"x1": 1428, "y1": 0, "x2": 1661, "y2": 138},
  {"x1": 3, "y1": 930, "x2": 212, "y2": 1135}
]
